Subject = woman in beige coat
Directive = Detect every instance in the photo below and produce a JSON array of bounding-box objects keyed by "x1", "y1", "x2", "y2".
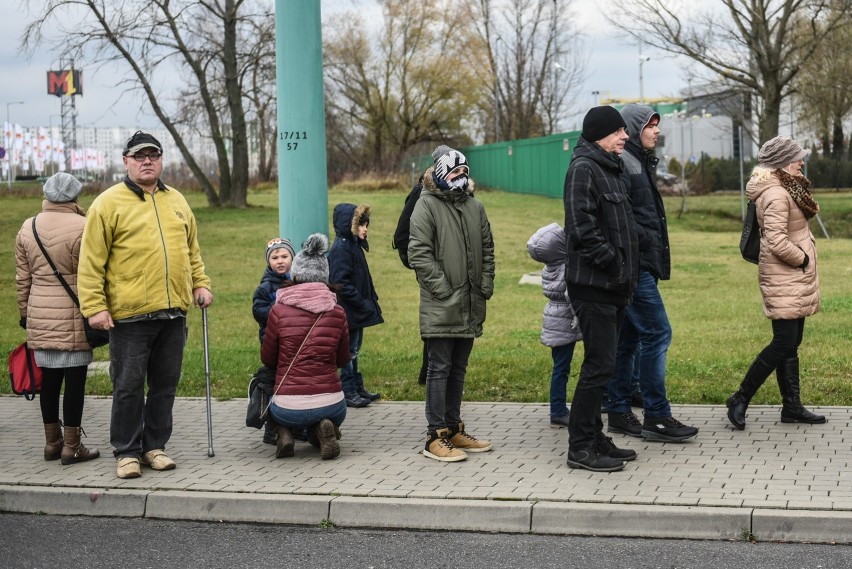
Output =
[
  {"x1": 15, "y1": 173, "x2": 99, "y2": 465},
  {"x1": 726, "y1": 137, "x2": 825, "y2": 430}
]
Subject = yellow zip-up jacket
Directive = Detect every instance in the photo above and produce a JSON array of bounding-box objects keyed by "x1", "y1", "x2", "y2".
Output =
[{"x1": 78, "y1": 178, "x2": 211, "y2": 320}]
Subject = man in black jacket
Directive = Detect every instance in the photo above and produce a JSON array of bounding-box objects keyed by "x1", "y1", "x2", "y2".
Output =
[
  {"x1": 605, "y1": 104, "x2": 698, "y2": 443},
  {"x1": 563, "y1": 106, "x2": 640, "y2": 472}
]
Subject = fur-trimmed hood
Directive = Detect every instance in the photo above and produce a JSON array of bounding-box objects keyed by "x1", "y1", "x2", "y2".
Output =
[{"x1": 332, "y1": 202, "x2": 370, "y2": 249}]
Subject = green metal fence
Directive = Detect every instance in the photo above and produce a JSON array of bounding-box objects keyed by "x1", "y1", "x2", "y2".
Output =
[{"x1": 411, "y1": 130, "x2": 582, "y2": 199}]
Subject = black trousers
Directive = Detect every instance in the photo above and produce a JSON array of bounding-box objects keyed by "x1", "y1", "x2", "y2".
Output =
[{"x1": 568, "y1": 298, "x2": 625, "y2": 451}]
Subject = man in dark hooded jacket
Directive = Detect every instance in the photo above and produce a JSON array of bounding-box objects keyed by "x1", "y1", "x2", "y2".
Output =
[
  {"x1": 329, "y1": 203, "x2": 384, "y2": 407},
  {"x1": 563, "y1": 106, "x2": 640, "y2": 472},
  {"x1": 605, "y1": 104, "x2": 698, "y2": 443}
]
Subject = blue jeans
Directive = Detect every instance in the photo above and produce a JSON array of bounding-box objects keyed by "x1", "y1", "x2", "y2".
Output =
[
  {"x1": 608, "y1": 271, "x2": 672, "y2": 418},
  {"x1": 339, "y1": 327, "x2": 363, "y2": 396},
  {"x1": 109, "y1": 317, "x2": 187, "y2": 458},
  {"x1": 269, "y1": 399, "x2": 347, "y2": 430},
  {"x1": 550, "y1": 343, "x2": 576, "y2": 418}
]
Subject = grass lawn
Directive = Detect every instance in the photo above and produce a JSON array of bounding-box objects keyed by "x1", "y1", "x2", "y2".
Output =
[{"x1": 2, "y1": 185, "x2": 850, "y2": 406}]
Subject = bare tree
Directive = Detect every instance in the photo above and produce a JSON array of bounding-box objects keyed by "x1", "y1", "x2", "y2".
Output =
[
  {"x1": 471, "y1": 0, "x2": 587, "y2": 141},
  {"x1": 22, "y1": 0, "x2": 260, "y2": 207},
  {"x1": 794, "y1": 4, "x2": 852, "y2": 158},
  {"x1": 323, "y1": 0, "x2": 480, "y2": 174},
  {"x1": 606, "y1": 0, "x2": 852, "y2": 143}
]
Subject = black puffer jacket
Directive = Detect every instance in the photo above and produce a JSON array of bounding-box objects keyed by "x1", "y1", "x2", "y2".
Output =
[
  {"x1": 328, "y1": 203, "x2": 383, "y2": 329},
  {"x1": 620, "y1": 103, "x2": 670, "y2": 280},
  {"x1": 252, "y1": 266, "x2": 291, "y2": 344},
  {"x1": 563, "y1": 136, "x2": 639, "y2": 305}
]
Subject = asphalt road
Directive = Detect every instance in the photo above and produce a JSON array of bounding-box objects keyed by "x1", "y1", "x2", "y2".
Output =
[{"x1": 1, "y1": 513, "x2": 848, "y2": 569}]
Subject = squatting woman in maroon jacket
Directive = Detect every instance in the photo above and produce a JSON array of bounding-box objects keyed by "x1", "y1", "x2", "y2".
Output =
[{"x1": 261, "y1": 233, "x2": 350, "y2": 460}]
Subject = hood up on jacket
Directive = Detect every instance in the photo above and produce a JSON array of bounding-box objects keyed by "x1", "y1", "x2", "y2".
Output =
[
  {"x1": 332, "y1": 202, "x2": 370, "y2": 250},
  {"x1": 527, "y1": 223, "x2": 566, "y2": 265},
  {"x1": 620, "y1": 103, "x2": 660, "y2": 156}
]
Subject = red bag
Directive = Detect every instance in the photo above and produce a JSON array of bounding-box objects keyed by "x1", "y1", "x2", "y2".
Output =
[{"x1": 8, "y1": 342, "x2": 42, "y2": 401}]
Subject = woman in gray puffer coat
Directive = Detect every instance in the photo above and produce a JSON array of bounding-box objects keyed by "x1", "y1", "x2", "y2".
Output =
[
  {"x1": 726, "y1": 136, "x2": 825, "y2": 430},
  {"x1": 527, "y1": 223, "x2": 582, "y2": 428}
]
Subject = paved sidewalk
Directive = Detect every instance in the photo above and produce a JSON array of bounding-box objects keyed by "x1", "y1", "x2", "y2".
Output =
[{"x1": 1, "y1": 396, "x2": 850, "y2": 543}]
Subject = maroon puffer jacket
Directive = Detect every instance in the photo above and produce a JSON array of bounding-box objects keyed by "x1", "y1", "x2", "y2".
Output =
[{"x1": 260, "y1": 286, "x2": 349, "y2": 396}]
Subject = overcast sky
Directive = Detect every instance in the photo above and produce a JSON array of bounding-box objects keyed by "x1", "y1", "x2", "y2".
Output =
[{"x1": 1, "y1": 0, "x2": 688, "y2": 132}]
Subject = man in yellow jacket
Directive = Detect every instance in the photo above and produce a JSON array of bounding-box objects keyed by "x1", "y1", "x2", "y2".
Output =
[{"x1": 78, "y1": 131, "x2": 213, "y2": 480}]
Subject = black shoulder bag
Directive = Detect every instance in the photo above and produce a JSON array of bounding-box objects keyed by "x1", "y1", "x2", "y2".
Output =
[
  {"x1": 739, "y1": 201, "x2": 760, "y2": 264},
  {"x1": 31, "y1": 216, "x2": 110, "y2": 348}
]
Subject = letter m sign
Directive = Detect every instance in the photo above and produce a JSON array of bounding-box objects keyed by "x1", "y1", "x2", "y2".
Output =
[{"x1": 47, "y1": 70, "x2": 83, "y2": 97}]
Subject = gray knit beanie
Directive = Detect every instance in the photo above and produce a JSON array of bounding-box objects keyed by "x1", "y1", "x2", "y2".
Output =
[
  {"x1": 43, "y1": 172, "x2": 83, "y2": 203},
  {"x1": 431, "y1": 145, "x2": 469, "y2": 181},
  {"x1": 757, "y1": 136, "x2": 807, "y2": 169},
  {"x1": 290, "y1": 233, "x2": 330, "y2": 284},
  {"x1": 265, "y1": 237, "x2": 296, "y2": 264}
]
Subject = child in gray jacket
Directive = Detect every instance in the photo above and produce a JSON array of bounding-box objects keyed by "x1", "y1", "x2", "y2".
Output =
[{"x1": 527, "y1": 223, "x2": 582, "y2": 427}]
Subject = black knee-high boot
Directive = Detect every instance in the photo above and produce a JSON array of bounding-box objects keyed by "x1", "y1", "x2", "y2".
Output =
[
  {"x1": 777, "y1": 357, "x2": 826, "y2": 424},
  {"x1": 726, "y1": 356, "x2": 774, "y2": 430}
]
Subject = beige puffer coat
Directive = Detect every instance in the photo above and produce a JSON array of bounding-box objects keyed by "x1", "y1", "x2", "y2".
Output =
[
  {"x1": 746, "y1": 171, "x2": 820, "y2": 320},
  {"x1": 16, "y1": 200, "x2": 91, "y2": 351}
]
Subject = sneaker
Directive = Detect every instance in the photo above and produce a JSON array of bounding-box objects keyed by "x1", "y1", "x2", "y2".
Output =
[
  {"x1": 630, "y1": 390, "x2": 644, "y2": 408},
  {"x1": 607, "y1": 412, "x2": 643, "y2": 437},
  {"x1": 116, "y1": 457, "x2": 141, "y2": 479},
  {"x1": 140, "y1": 449, "x2": 176, "y2": 471},
  {"x1": 345, "y1": 392, "x2": 371, "y2": 408},
  {"x1": 550, "y1": 412, "x2": 570, "y2": 428},
  {"x1": 641, "y1": 416, "x2": 699, "y2": 442},
  {"x1": 449, "y1": 423, "x2": 493, "y2": 453},
  {"x1": 424, "y1": 428, "x2": 467, "y2": 462},
  {"x1": 566, "y1": 447, "x2": 625, "y2": 472},
  {"x1": 595, "y1": 433, "x2": 637, "y2": 461}
]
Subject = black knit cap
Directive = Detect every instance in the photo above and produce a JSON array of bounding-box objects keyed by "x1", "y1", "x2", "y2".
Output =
[
  {"x1": 581, "y1": 106, "x2": 627, "y2": 143},
  {"x1": 123, "y1": 130, "x2": 163, "y2": 156}
]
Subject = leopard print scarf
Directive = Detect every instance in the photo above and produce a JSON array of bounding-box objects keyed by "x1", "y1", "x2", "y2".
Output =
[{"x1": 776, "y1": 169, "x2": 819, "y2": 219}]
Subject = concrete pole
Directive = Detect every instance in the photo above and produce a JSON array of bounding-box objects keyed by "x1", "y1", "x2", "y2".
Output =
[{"x1": 275, "y1": 1, "x2": 329, "y2": 247}]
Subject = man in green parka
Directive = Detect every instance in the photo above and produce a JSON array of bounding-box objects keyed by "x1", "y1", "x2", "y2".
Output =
[{"x1": 408, "y1": 145, "x2": 495, "y2": 462}]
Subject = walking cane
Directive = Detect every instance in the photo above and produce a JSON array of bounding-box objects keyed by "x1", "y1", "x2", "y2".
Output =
[{"x1": 200, "y1": 297, "x2": 215, "y2": 457}]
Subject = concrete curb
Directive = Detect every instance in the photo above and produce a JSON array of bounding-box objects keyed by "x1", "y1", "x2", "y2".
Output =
[
  {"x1": 146, "y1": 490, "x2": 332, "y2": 525},
  {"x1": 0, "y1": 485, "x2": 147, "y2": 517},
  {"x1": 330, "y1": 496, "x2": 533, "y2": 533},
  {"x1": 753, "y1": 509, "x2": 852, "y2": 544},
  {"x1": 532, "y1": 501, "x2": 749, "y2": 540}
]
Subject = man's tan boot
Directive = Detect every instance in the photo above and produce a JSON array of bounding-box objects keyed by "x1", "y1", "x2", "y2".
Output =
[
  {"x1": 44, "y1": 422, "x2": 64, "y2": 461},
  {"x1": 423, "y1": 428, "x2": 467, "y2": 462},
  {"x1": 60, "y1": 426, "x2": 100, "y2": 465},
  {"x1": 449, "y1": 421, "x2": 493, "y2": 453}
]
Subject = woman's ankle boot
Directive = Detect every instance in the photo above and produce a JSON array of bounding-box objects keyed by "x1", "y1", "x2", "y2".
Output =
[
  {"x1": 60, "y1": 426, "x2": 100, "y2": 465},
  {"x1": 777, "y1": 357, "x2": 826, "y2": 424},
  {"x1": 275, "y1": 426, "x2": 294, "y2": 458},
  {"x1": 726, "y1": 356, "x2": 774, "y2": 430},
  {"x1": 43, "y1": 423, "x2": 64, "y2": 461}
]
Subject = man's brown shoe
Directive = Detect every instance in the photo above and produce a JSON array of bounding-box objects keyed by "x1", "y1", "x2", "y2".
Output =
[
  {"x1": 423, "y1": 428, "x2": 467, "y2": 462},
  {"x1": 449, "y1": 422, "x2": 493, "y2": 453},
  {"x1": 116, "y1": 457, "x2": 141, "y2": 479},
  {"x1": 141, "y1": 449, "x2": 176, "y2": 471}
]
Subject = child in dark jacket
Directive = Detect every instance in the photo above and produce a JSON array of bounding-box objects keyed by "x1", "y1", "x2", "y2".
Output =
[
  {"x1": 328, "y1": 203, "x2": 384, "y2": 408},
  {"x1": 252, "y1": 237, "x2": 295, "y2": 445}
]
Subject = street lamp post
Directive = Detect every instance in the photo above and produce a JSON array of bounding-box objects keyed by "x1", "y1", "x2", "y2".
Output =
[
  {"x1": 638, "y1": 56, "x2": 650, "y2": 104},
  {"x1": 6, "y1": 101, "x2": 24, "y2": 189},
  {"x1": 47, "y1": 114, "x2": 61, "y2": 175},
  {"x1": 552, "y1": 62, "x2": 564, "y2": 133}
]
